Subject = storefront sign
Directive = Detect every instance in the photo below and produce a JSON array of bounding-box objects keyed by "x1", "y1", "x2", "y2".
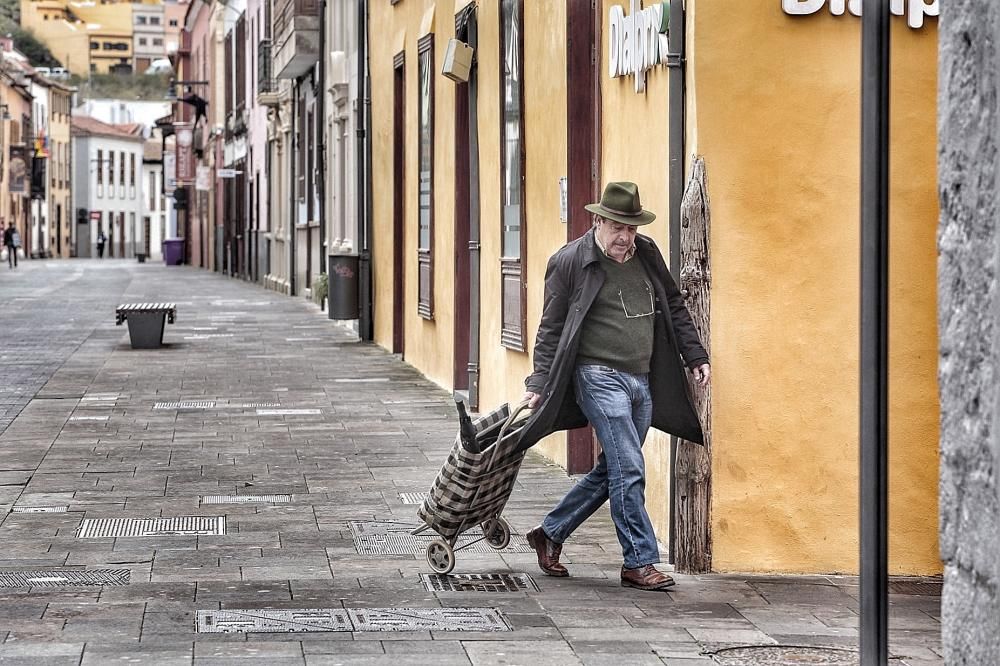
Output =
[
  {"x1": 196, "y1": 165, "x2": 211, "y2": 191},
  {"x1": 8, "y1": 145, "x2": 26, "y2": 195},
  {"x1": 216, "y1": 168, "x2": 242, "y2": 179},
  {"x1": 164, "y1": 151, "x2": 176, "y2": 194},
  {"x1": 174, "y1": 122, "x2": 195, "y2": 184},
  {"x1": 782, "y1": 0, "x2": 939, "y2": 29},
  {"x1": 608, "y1": 1, "x2": 670, "y2": 93}
]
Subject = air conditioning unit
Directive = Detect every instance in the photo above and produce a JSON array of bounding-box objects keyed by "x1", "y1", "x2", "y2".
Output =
[
  {"x1": 442, "y1": 38, "x2": 474, "y2": 83},
  {"x1": 328, "y1": 51, "x2": 348, "y2": 90}
]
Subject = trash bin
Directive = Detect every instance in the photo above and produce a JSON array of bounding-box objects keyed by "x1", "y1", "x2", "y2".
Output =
[
  {"x1": 328, "y1": 254, "x2": 359, "y2": 320},
  {"x1": 162, "y1": 239, "x2": 184, "y2": 266},
  {"x1": 136, "y1": 253, "x2": 146, "y2": 263}
]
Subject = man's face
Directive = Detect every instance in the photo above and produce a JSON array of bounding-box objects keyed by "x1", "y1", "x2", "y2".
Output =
[{"x1": 595, "y1": 218, "x2": 638, "y2": 262}]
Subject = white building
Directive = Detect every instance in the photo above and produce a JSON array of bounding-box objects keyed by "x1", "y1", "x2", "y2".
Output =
[
  {"x1": 72, "y1": 99, "x2": 172, "y2": 131},
  {"x1": 133, "y1": 2, "x2": 168, "y2": 73},
  {"x1": 141, "y1": 138, "x2": 168, "y2": 262},
  {"x1": 29, "y1": 76, "x2": 50, "y2": 257},
  {"x1": 71, "y1": 116, "x2": 146, "y2": 258}
]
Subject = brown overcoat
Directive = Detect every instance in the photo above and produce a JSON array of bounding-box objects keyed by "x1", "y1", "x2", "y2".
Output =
[{"x1": 517, "y1": 228, "x2": 707, "y2": 451}]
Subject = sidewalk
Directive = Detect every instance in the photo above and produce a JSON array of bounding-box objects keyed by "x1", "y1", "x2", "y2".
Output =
[{"x1": 0, "y1": 261, "x2": 942, "y2": 665}]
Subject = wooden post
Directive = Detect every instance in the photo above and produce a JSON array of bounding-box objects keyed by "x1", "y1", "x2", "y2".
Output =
[{"x1": 675, "y1": 157, "x2": 713, "y2": 574}]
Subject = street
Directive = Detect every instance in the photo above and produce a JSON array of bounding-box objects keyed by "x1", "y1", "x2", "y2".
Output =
[{"x1": 0, "y1": 261, "x2": 941, "y2": 665}]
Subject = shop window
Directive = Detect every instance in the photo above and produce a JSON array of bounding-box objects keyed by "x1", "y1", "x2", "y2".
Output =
[
  {"x1": 417, "y1": 33, "x2": 434, "y2": 320},
  {"x1": 499, "y1": 0, "x2": 526, "y2": 351}
]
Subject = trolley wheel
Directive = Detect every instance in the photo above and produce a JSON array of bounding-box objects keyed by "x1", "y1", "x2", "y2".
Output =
[
  {"x1": 426, "y1": 538, "x2": 456, "y2": 574},
  {"x1": 482, "y1": 517, "x2": 511, "y2": 550}
]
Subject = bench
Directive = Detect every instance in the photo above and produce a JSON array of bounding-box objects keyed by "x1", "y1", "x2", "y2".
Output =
[{"x1": 115, "y1": 303, "x2": 176, "y2": 349}]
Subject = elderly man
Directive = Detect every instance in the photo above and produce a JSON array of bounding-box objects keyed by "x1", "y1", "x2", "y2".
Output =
[{"x1": 518, "y1": 181, "x2": 710, "y2": 591}]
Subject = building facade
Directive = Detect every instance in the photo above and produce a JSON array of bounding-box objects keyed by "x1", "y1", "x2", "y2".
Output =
[
  {"x1": 20, "y1": 0, "x2": 136, "y2": 75},
  {"x1": 367, "y1": 0, "x2": 941, "y2": 575},
  {"x1": 71, "y1": 116, "x2": 145, "y2": 258},
  {"x1": 46, "y1": 81, "x2": 73, "y2": 258},
  {"x1": 133, "y1": 1, "x2": 168, "y2": 73}
]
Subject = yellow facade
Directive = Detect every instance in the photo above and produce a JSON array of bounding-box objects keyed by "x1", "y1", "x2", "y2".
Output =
[
  {"x1": 48, "y1": 84, "x2": 73, "y2": 257},
  {"x1": 21, "y1": 0, "x2": 136, "y2": 75},
  {"x1": 370, "y1": 0, "x2": 940, "y2": 574}
]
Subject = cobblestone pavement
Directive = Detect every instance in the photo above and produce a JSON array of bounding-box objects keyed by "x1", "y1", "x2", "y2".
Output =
[{"x1": 0, "y1": 260, "x2": 942, "y2": 665}]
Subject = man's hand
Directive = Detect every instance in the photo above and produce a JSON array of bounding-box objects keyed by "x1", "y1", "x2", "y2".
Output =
[
  {"x1": 520, "y1": 391, "x2": 542, "y2": 409},
  {"x1": 691, "y1": 363, "x2": 711, "y2": 387}
]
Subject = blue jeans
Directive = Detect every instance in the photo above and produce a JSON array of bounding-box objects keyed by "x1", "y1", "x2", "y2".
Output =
[{"x1": 541, "y1": 364, "x2": 659, "y2": 569}]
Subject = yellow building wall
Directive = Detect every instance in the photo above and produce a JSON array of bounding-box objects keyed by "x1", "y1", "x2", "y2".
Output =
[
  {"x1": 21, "y1": 0, "x2": 134, "y2": 75},
  {"x1": 689, "y1": 2, "x2": 940, "y2": 574},
  {"x1": 370, "y1": 1, "x2": 569, "y2": 457}
]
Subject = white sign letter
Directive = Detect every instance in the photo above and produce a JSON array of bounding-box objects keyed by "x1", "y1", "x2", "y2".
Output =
[
  {"x1": 609, "y1": 6, "x2": 622, "y2": 78},
  {"x1": 908, "y1": 0, "x2": 939, "y2": 29},
  {"x1": 890, "y1": 0, "x2": 905, "y2": 16},
  {"x1": 829, "y1": 0, "x2": 845, "y2": 16},
  {"x1": 782, "y1": 0, "x2": 825, "y2": 15}
]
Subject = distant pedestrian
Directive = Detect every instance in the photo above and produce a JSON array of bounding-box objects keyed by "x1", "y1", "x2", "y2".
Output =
[
  {"x1": 3, "y1": 221, "x2": 20, "y2": 269},
  {"x1": 96, "y1": 230, "x2": 106, "y2": 259},
  {"x1": 518, "y1": 182, "x2": 710, "y2": 592}
]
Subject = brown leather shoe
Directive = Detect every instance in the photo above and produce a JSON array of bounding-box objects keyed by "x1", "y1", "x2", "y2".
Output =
[
  {"x1": 620, "y1": 565, "x2": 675, "y2": 591},
  {"x1": 526, "y1": 526, "x2": 568, "y2": 577}
]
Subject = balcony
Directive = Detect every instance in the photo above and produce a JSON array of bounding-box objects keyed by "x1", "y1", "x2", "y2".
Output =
[
  {"x1": 272, "y1": 0, "x2": 320, "y2": 80},
  {"x1": 257, "y1": 40, "x2": 280, "y2": 107}
]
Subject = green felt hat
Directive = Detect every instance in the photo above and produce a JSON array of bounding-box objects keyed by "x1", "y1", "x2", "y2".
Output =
[{"x1": 584, "y1": 181, "x2": 656, "y2": 226}]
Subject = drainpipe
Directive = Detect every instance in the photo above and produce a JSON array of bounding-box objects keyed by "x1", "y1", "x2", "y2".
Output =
[
  {"x1": 666, "y1": 0, "x2": 685, "y2": 566},
  {"x1": 466, "y1": 9, "x2": 481, "y2": 410},
  {"x1": 289, "y1": 79, "x2": 297, "y2": 296},
  {"x1": 357, "y1": 0, "x2": 373, "y2": 340},
  {"x1": 317, "y1": 0, "x2": 327, "y2": 274}
]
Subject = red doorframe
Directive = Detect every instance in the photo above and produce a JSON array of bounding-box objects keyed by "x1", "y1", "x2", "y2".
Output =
[
  {"x1": 392, "y1": 53, "x2": 406, "y2": 356},
  {"x1": 453, "y1": 78, "x2": 471, "y2": 392},
  {"x1": 565, "y1": 0, "x2": 601, "y2": 474}
]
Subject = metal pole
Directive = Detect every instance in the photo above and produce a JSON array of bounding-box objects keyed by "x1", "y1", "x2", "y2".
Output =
[
  {"x1": 860, "y1": 0, "x2": 890, "y2": 663},
  {"x1": 666, "y1": 0, "x2": 685, "y2": 566}
]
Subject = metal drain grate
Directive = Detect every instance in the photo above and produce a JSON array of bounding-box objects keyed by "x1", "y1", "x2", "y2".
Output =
[
  {"x1": 348, "y1": 521, "x2": 532, "y2": 556},
  {"x1": 154, "y1": 401, "x2": 217, "y2": 410},
  {"x1": 197, "y1": 609, "x2": 352, "y2": 634},
  {"x1": 201, "y1": 495, "x2": 291, "y2": 504},
  {"x1": 0, "y1": 569, "x2": 129, "y2": 588},
  {"x1": 11, "y1": 506, "x2": 68, "y2": 513},
  {"x1": 238, "y1": 402, "x2": 281, "y2": 408},
  {"x1": 420, "y1": 573, "x2": 539, "y2": 593},
  {"x1": 398, "y1": 493, "x2": 428, "y2": 504},
  {"x1": 889, "y1": 580, "x2": 942, "y2": 596},
  {"x1": 256, "y1": 408, "x2": 322, "y2": 415},
  {"x1": 349, "y1": 607, "x2": 510, "y2": 632},
  {"x1": 78, "y1": 516, "x2": 226, "y2": 538},
  {"x1": 710, "y1": 646, "x2": 858, "y2": 665}
]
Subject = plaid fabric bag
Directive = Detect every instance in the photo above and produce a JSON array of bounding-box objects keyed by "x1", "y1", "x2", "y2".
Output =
[{"x1": 417, "y1": 402, "x2": 530, "y2": 541}]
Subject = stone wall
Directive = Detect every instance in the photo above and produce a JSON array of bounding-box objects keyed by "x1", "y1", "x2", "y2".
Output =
[{"x1": 938, "y1": 1, "x2": 1000, "y2": 663}]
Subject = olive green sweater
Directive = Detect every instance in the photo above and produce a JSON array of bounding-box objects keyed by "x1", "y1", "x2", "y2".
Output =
[{"x1": 576, "y1": 252, "x2": 655, "y2": 373}]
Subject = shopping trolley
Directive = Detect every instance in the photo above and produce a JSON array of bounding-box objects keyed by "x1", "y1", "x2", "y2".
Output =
[{"x1": 413, "y1": 400, "x2": 531, "y2": 574}]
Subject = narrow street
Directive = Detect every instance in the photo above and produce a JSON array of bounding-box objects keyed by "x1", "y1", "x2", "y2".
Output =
[{"x1": 0, "y1": 261, "x2": 941, "y2": 665}]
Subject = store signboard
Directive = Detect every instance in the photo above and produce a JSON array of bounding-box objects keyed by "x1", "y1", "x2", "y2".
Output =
[
  {"x1": 782, "y1": 0, "x2": 939, "y2": 29},
  {"x1": 174, "y1": 122, "x2": 195, "y2": 184},
  {"x1": 196, "y1": 165, "x2": 211, "y2": 191},
  {"x1": 164, "y1": 151, "x2": 176, "y2": 194}
]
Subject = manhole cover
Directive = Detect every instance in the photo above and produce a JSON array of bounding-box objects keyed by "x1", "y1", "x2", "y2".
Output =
[
  {"x1": 197, "y1": 609, "x2": 352, "y2": 634},
  {"x1": 348, "y1": 607, "x2": 510, "y2": 632},
  {"x1": 0, "y1": 569, "x2": 129, "y2": 587},
  {"x1": 11, "y1": 506, "x2": 68, "y2": 513},
  {"x1": 421, "y1": 573, "x2": 539, "y2": 593},
  {"x1": 711, "y1": 646, "x2": 858, "y2": 665},
  {"x1": 201, "y1": 495, "x2": 291, "y2": 504},
  {"x1": 348, "y1": 521, "x2": 532, "y2": 556},
  {"x1": 398, "y1": 493, "x2": 428, "y2": 504},
  {"x1": 78, "y1": 516, "x2": 226, "y2": 538},
  {"x1": 256, "y1": 408, "x2": 322, "y2": 415},
  {"x1": 154, "y1": 401, "x2": 217, "y2": 410},
  {"x1": 889, "y1": 580, "x2": 942, "y2": 596}
]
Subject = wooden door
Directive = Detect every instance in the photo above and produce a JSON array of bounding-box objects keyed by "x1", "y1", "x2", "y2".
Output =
[
  {"x1": 565, "y1": 0, "x2": 601, "y2": 474},
  {"x1": 392, "y1": 53, "x2": 406, "y2": 356}
]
